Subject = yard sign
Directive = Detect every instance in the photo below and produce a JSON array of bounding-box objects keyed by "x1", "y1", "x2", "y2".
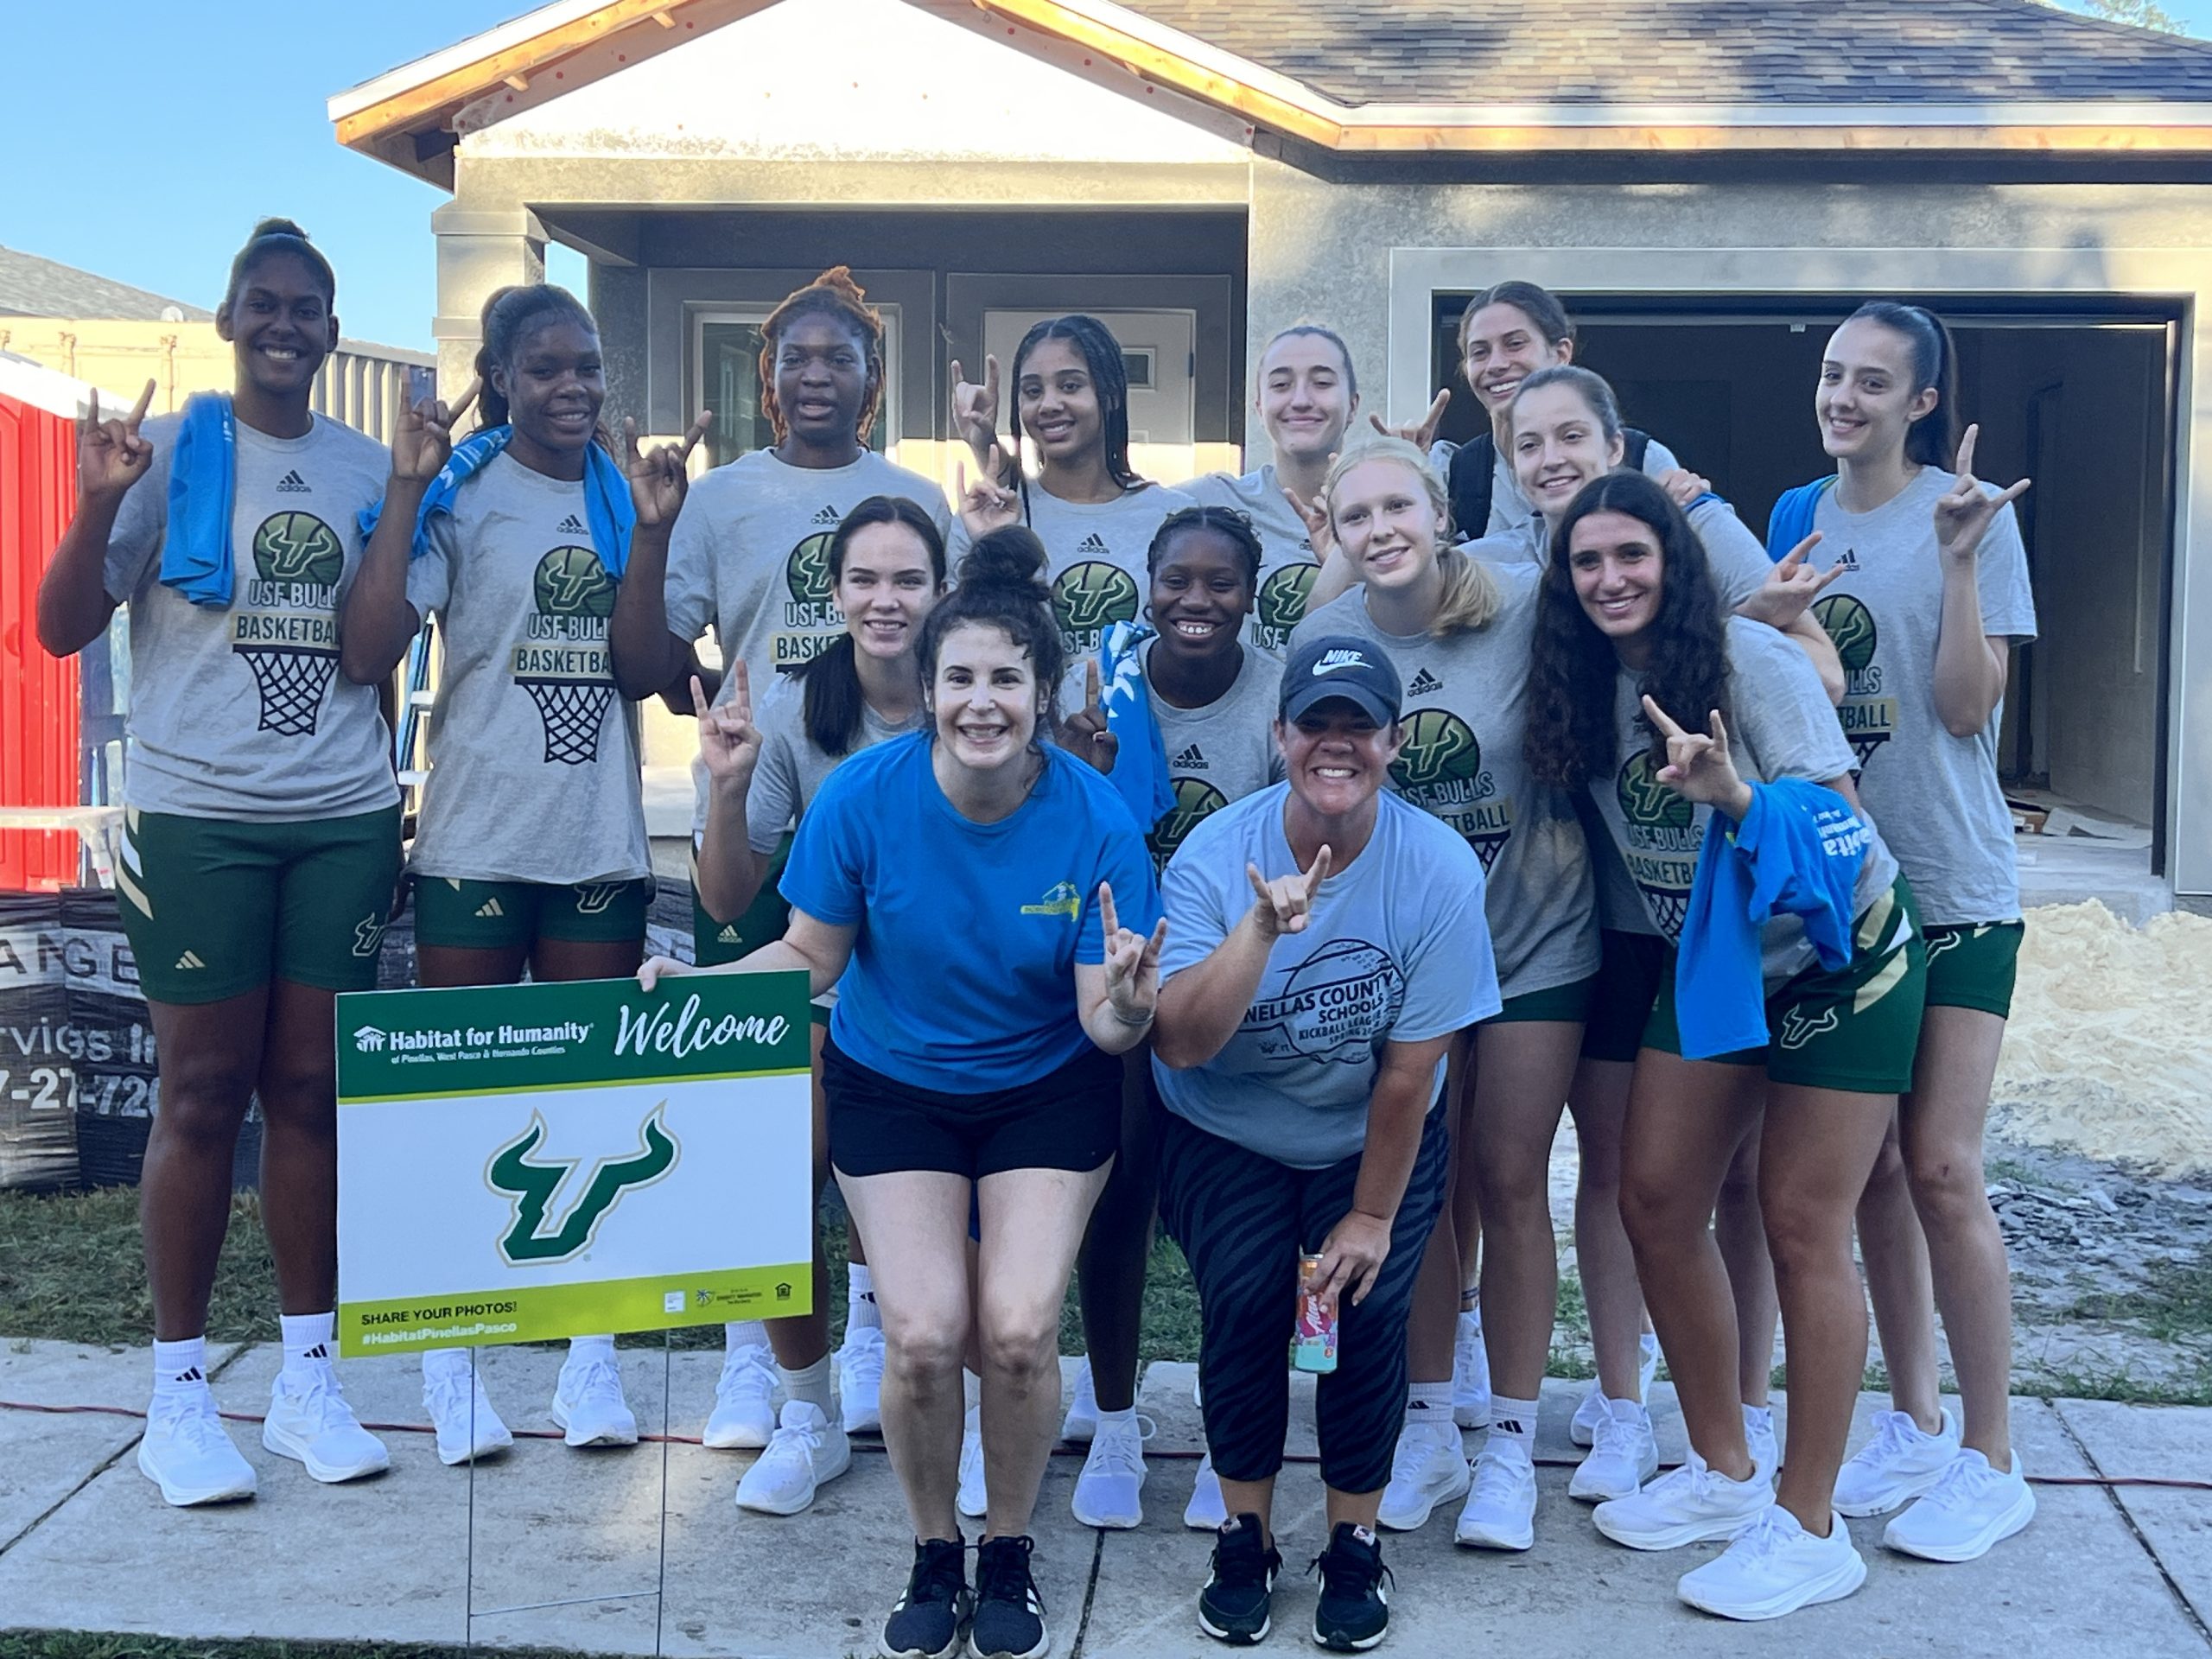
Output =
[{"x1": 334, "y1": 972, "x2": 811, "y2": 1357}]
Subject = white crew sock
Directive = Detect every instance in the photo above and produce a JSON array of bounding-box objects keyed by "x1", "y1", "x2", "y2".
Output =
[
  {"x1": 1744, "y1": 1402, "x2": 1775, "y2": 1443},
  {"x1": 278, "y1": 1312, "x2": 334, "y2": 1389},
  {"x1": 153, "y1": 1336, "x2": 209, "y2": 1402},
  {"x1": 847, "y1": 1264, "x2": 881, "y2": 1332},
  {"x1": 725, "y1": 1319, "x2": 770, "y2": 1353},
  {"x1": 1405, "y1": 1380, "x2": 1455, "y2": 1427},
  {"x1": 567, "y1": 1333, "x2": 616, "y2": 1362},
  {"x1": 1489, "y1": 1394, "x2": 1540, "y2": 1452},
  {"x1": 780, "y1": 1354, "x2": 836, "y2": 1420},
  {"x1": 1093, "y1": 1404, "x2": 1137, "y2": 1438}
]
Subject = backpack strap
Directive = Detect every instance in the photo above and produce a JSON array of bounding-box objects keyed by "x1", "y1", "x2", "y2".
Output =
[
  {"x1": 1446, "y1": 432, "x2": 1495, "y2": 540},
  {"x1": 1764, "y1": 475, "x2": 1840, "y2": 563},
  {"x1": 1623, "y1": 427, "x2": 1652, "y2": 474}
]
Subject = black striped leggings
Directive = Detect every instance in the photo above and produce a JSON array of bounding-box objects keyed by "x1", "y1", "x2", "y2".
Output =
[{"x1": 1157, "y1": 1101, "x2": 1449, "y2": 1496}]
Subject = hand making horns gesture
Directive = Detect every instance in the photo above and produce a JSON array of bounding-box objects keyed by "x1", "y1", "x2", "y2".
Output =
[
  {"x1": 1098, "y1": 881, "x2": 1168, "y2": 1026},
  {"x1": 1246, "y1": 844, "x2": 1332, "y2": 942},
  {"x1": 1741, "y1": 531, "x2": 1846, "y2": 632},
  {"x1": 950, "y1": 353, "x2": 1001, "y2": 458},
  {"x1": 1282, "y1": 474, "x2": 1338, "y2": 566},
  {"x1": 956, "y1": 457, "x2": 1020, "y2": 542},
  {"x1": 1369, "y1": 389, "x2": 1451, "y2": 451},
  {"x1": 1934, "y1": 423, "x2": 2031, "y2": 569},
  {"x1": 1059, "y1": 658, "x2": 1119, "y2": 774},
  {"x1": 1643, "y1": 696, "x2": 1751, "y2": 817},
  {"x1": 624, "y1": 410, "x2": 713, "y2": 528},
  {"x1": 692, "y1": 664, "x2": 761, "y2": 791},
  {"x1": 77, "y1": 379, "x2": 157, "y2": 503},
  {"x1": 389, "y1": 378, "x2": 479, "y2": 484}
]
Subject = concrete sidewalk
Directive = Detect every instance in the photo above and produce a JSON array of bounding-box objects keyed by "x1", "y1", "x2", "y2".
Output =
[{"x1": 2, "y1": 1339, "x2": 2208, "y2": 1657}]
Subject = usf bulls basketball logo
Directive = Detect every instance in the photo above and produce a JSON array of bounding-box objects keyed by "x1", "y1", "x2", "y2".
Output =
[
  {"x1": 1148, "y1": 777, "x2": 1229, "y2": 872},
  {"x1": 1252, "y1": 561, "x2": 1318, "y2": 652},
  {"x1": 1616, "y1": 748, "x2": 1697, "y2": 934},
  {"x1": 1052, "y1": 561, "x2": 1141, "y2": 655},
  {"x1": 1813, "y1": 591, "x2": 1896, "y2": 767},
  {"x1": 230, "y1": 511, "x2": 346, "y2": 737},
  {"x1": 513, "y1": 546, "x2": 618, "y2": 766},
  {"x1": 1390, "y1": 708, "x2": 1510, "y2": 871},
  {"x1": 773, "y1": 510, "x2": 845, "y2": 671},
  {"x1": 486, "y1": 1109, "x2": 678, "y2": 1264}
]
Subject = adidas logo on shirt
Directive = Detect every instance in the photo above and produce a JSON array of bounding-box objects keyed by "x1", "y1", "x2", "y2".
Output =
[
  {"x1": 1834, "y1": 547, "x2": 1861, "y2": 570},
  {"x1": 811, "y1": 505, "x2": 842, "y2": 526},
  {"x1": 1408, "y1": 668, "x2": 1444, "y2": 696},
  {"x1": 1077, "y1": 532, "x2": 1111, "y2": 556},
  {"x1": 474, "y1": 898, "x2": 505, "y2": 919},
  {"x1": 556, "y1": 514, "x2": 588, "y2": 536},
  {"x1": 717, "y1": 925, "x2": 743, "y2": 944},
  {"x1": 174, "y1": 950, "x2": 206, "y2": 971},
  {"x1": 275, "y1": 470, "x2": 311, "y2": 494},
  {"x1": 1173, "y1": 744, "x2": 1208, "y2": 771}
]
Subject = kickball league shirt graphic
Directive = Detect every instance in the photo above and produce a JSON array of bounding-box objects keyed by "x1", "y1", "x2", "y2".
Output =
[
  {"x1": 228, "y1": 506, "x2": 346, "y2": 737},
  {"x1": 1242, "y1": 937, "x2": 1408, "y2": 1065},
  {"x1": 334, "y1": 973, "x2": 813, "y2": 1355}
]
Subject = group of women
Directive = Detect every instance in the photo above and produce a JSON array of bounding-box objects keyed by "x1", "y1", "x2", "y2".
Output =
[{"x1": 38, "y1": 221, "x2": 2039, "y2": 1659}]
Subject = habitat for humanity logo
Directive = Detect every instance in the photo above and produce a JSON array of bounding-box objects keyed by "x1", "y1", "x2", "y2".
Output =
[
  {"x1": 351, "y1": 1019, "x2": 594, "y2": 1056},
  {"x1": 485, "y1": 1108, "x2": 679, "y2": 1264},
  {"x1": 354, "y1": 1027, "x2": 388, "y2": 1052}
]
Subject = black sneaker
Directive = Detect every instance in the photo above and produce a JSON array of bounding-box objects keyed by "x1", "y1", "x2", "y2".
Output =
[
  {"x1": 1308, "y1": 1522, "x2": 1394, "y2": 1652},
  {"x1": 1198, "y1": 1512, "x2": 1282, "y2": 1645},
  {"x1": 881, "y1": 1536, "x2": 970, "y2": 1659},
  {"x1": 968, "y1": 1534, "x2": 1048, "y2": 1659}
]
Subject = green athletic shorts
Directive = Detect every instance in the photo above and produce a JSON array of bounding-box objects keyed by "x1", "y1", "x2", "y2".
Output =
[
  {"x1": 692, "y1": 831, "x2": 792, "y2": 967},
  {"x1": 1580, "y1": 929, "x2": 1668, "y2": 1065},
  {"x1": 1643, "y1": 874, "x2": 1928, "y2": 1095},
  {"x1": 1485, "y1": 972, "x2": 1597, "y2": 1027},
  {"x1": 117, "y1": 804, "x2": 401, "y2": 1005},
  {"x1": 1921, "y1": 920, "x2": 2024, "y2": 1018},
  {"x1": 412, "y1": 874, "x2": 653, "y2": 950}
]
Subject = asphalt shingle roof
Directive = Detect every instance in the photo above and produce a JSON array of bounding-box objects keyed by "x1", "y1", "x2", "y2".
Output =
[
  {"x1": 0, "y1": 247, "x2": 211, "y2": 321},
  {"x1": 1118, "y1": 0, "x2": 2212, "y2": 108}
]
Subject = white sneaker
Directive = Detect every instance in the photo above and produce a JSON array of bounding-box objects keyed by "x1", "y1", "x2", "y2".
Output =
[
  {"x1": 263, "y1": 1366, "x2": 390, "y2": 1483},
  {"x1": 835, "y1": 1327, "x2": 885, "y2": 1435},
  {"x1": 1573, "y1": 1333, "x2": 1662, "y2": 1446},
  {"x1": 1451, "y1": 1313, "x2": 1490, "y2": 1429},
  {"x1": 1745, "y1": 1404, "x2": 1780, "y2": 1472},
  {"x1": 1883, "y1": 1448, "x2": 2035, "y2": 1562},
  {"x1": 1592, "y1": 1447, "x2": 1774, "y2": 1551},
  {"x1": 1454, "y1": 1437, "x2": 1537, "y2": 1550},
  {"x1": 1377, "y1": 1419, "x2": 1471, "y2": 1531},
  {"x1": 957, "y1": 1402, "x2": 988, "y2": 1519},
  {"x1": 137, "y1": 1389, "x2": 256, "y2": 1506},
  {"x1": 702, "y1": 1342, "x2": 779, "y2": 1450},
  {"x1": 1834, "y1": 1407, "x2": 1960, "y2": 1517},
  {"x1": 735, "y1": 1400, "x2": 851, "y2": 1516},
  {"x1": 1568, "y1": 1398, "x2": 1659, "y2": 1503},
  {"x1": 1061, "y1": 1356, "x2": 1099, "y2": 1444},
  {"x1": 1185, "y1": 1452, "x2": 1229, "y2": 1530},
  {"x1": 550, "y1": 1350, "x2": 639, "y2": 1447},
  {"x1": 423, "y1": 1357, "x2": 513, "y2": 1465},
  {"x1": 1678, "y1": 1505, "x2": 1866, "y2": 1620},
  {"x1": 1071, "y1": 1411, "x2": 1151, "y2": 1529}
]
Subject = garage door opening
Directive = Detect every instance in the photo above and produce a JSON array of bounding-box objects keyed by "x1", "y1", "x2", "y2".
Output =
[{"x1": 1431, "y1": 297, "x2": 2179, "y2": 883}]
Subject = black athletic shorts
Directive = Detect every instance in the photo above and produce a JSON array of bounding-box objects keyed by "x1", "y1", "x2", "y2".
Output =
[{"x1": 823, "y1": 1036, "x2": 1122, "y2": 1180}]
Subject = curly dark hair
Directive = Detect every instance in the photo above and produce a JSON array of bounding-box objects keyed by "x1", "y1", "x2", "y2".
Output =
[
  {"x1": 1525, "y1": 470, "x2": 1732, "y2": 789},
  {"x1": 759, "y1": 265, "x2": 886, "y2": 446}
]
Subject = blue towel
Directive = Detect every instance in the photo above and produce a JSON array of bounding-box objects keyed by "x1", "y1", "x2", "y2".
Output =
[
  {"x1": 1676, "y1": 778, "x2": 1871, "y2": 1060},
  {"x1": 357, "y1": 425, "x2": 636, "y2": 578},
  {"x1": 1096, "y1": 621, "x2": 1176, "y2": 831},
  {"x1": 158, "y1": 393, "x2": 240, "y2": 608},
  {"x1": 1764, "y1": 476, "x2": 1838, "y2": 563}
]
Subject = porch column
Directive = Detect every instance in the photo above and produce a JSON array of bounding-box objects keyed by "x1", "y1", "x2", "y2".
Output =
[{"x1": 429, "y1": 203, "x2": 548, "y2": 397}]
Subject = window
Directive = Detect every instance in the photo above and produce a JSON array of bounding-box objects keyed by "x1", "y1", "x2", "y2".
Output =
[{"x1": 690, "y1": 305, "x2": 901, "y2": 470}]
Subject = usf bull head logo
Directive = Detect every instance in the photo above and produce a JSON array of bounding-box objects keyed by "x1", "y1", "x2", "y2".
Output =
[{"x1": 486, "y1": 1108, "x2": 679, "y2": 1264}]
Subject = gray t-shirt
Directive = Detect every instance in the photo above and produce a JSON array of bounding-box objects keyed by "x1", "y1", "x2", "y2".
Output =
[
  {"x1": 1810, "y1": 467, "x2": 2037, "y2": 925},
  {"x1": 404, "y1": 452, "x2": 647, "y2": 886},
  {"x1": 1294, "y1": 564, "x2": 1599, "y2": 1001},
  {"x1": 1431, "y1": 435, "x2": 1682, "y2": 539},
  {"x1": 1183, "y1": 464, "x2": 1318, "y2": 655},
  {"x1": 743, "y1": 672, "x2": 924, "y2": 854},
  {"x1": 1587, "y1": 616, "x2": 1898, "y2": 984},
  {"x1": 102, "y1": 412, "x2": 398, "y2": 822},
  {"x1": 1154, "y1": 785, "x2": 1501, "y2": 1168},
  {"x1": 949, "y1": 480, "x2": 1197, "y2": 660},
  {"x1": 1477, "y1": 494, "x2": 1771, "y2": 612}
]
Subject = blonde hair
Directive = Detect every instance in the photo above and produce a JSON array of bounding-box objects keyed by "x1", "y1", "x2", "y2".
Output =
[{"x1": 1322, "y1": 437, "x2": 1500, "y2": 637}]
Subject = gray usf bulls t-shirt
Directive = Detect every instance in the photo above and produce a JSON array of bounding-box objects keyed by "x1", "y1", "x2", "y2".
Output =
[
  {"x1": 743, "y1": 674, "x2": 924, "y2": 854},
  {"x1": 1590, "y1": 617, "x2": 1898, "y2": 983},
  {"x1": 102, "y1": 412, "x2": 398, "y2": 821},
  {"x1": 1295, "y1": 564, "x2": 1599, "y2": 1001},
  {"x1": 404, "y1": 452, "x2": 647, "y2": 886},
  {"x1": 1184, "y1": 465, "x2": 1319, "y2": 655},
  {"x1": 1154, "y1": 785, "x2": 1500, "y2": 1169},
  {"x1": 1477, "y1": 494, "x2": 1773, "y2": 613},
  {"x1": 950, "y1": 480, "x2": 1197, "y2": 660},
  {"x1": 1810, "y1": 467, "x2": 2037, "y2": 925}
]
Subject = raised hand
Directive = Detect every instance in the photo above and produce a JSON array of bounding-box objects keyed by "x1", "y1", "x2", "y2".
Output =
[
  {"x1": 1245, "y1": 843, "x2": 1332, "y2": 941},
  {"x1": 693, "y1": 666, "x2": 761, "y2": 791},
  {"x1": 1098, "y1": 881, "x2": 1168, "y2": 1026},
  {"x1": 77, "y1": 380, "x2": 157, "y2": 503},
  {"x1": 1368, "y1": 389, "x2": 1451, "y2": 451},
  {"x1": 1283, "y1": 478, "x2": 1337, "y2": 566},
  {"x1": 1654, "y1": 467, "x2": 1711, "y2": 508},
  {"x1": 950, "y1": 353, "x2": 1001, "y2": 456},
  {"x1": 625, "y1": 410, "x2": 713, "y2": 527},
  {"x1": 1058, "y1": 658, "x2": 1118, "y2": 773},
  {"x1": 1738, "y1": 531, "x2": 1843, "y2": 630},
  {"x1": 1643, "y1": 696, "x2": 1751, "y2": 818},
  {"x1": 1934, "y1": 423, "x2": 2031, "y2": 569},
  {"x1": 957, "y1": 457, "x2": 1020, "y2": 540},
  {"x1": 391, "y1": 378, "x2": 479, "y2": 483}
]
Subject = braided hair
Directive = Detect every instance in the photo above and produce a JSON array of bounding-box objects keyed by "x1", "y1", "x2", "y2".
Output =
[
  {"x1": 472, "y1": 283, "x2": 608, "y2": 449},
  {"x1": 1147, "y1": 505, "x2": 1262, "y2": 584},
  {"x1": 1007, "y1": 315, "x2": 1143, "y2": 513},
  {"x1": 758, "y1": 265, "x2": 886, "y2": 447}
]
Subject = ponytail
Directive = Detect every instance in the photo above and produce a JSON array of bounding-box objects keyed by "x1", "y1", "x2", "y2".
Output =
[
  {"x1": 1459, "y1": 279, "x2": 1575, "y2": 357},
  {"x1": 798, "y1": 495, "x2": 948, "y2": 756},
  {"x1": 1321, "y1": 438, "x2": 1501, "y2": 638},
  {"x1": 1848, "y1": 301, "x2": 1961, "y2": 469},
  {"x1": 473, "y1": 283, "x2": 603, "y2": 442},
  {"x1": 918, "y1": 526, "x2": 1066, "y2": 753}
]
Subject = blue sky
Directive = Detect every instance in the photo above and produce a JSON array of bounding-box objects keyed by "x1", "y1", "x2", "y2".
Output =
[{"x1": 7, "y1": 0, "x2": 2209, "y2": 351}]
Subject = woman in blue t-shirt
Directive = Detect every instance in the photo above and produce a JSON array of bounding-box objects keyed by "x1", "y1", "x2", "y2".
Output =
[{"x1": 643, "y1": 527, "x2": 1161, "y2": 1659}]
